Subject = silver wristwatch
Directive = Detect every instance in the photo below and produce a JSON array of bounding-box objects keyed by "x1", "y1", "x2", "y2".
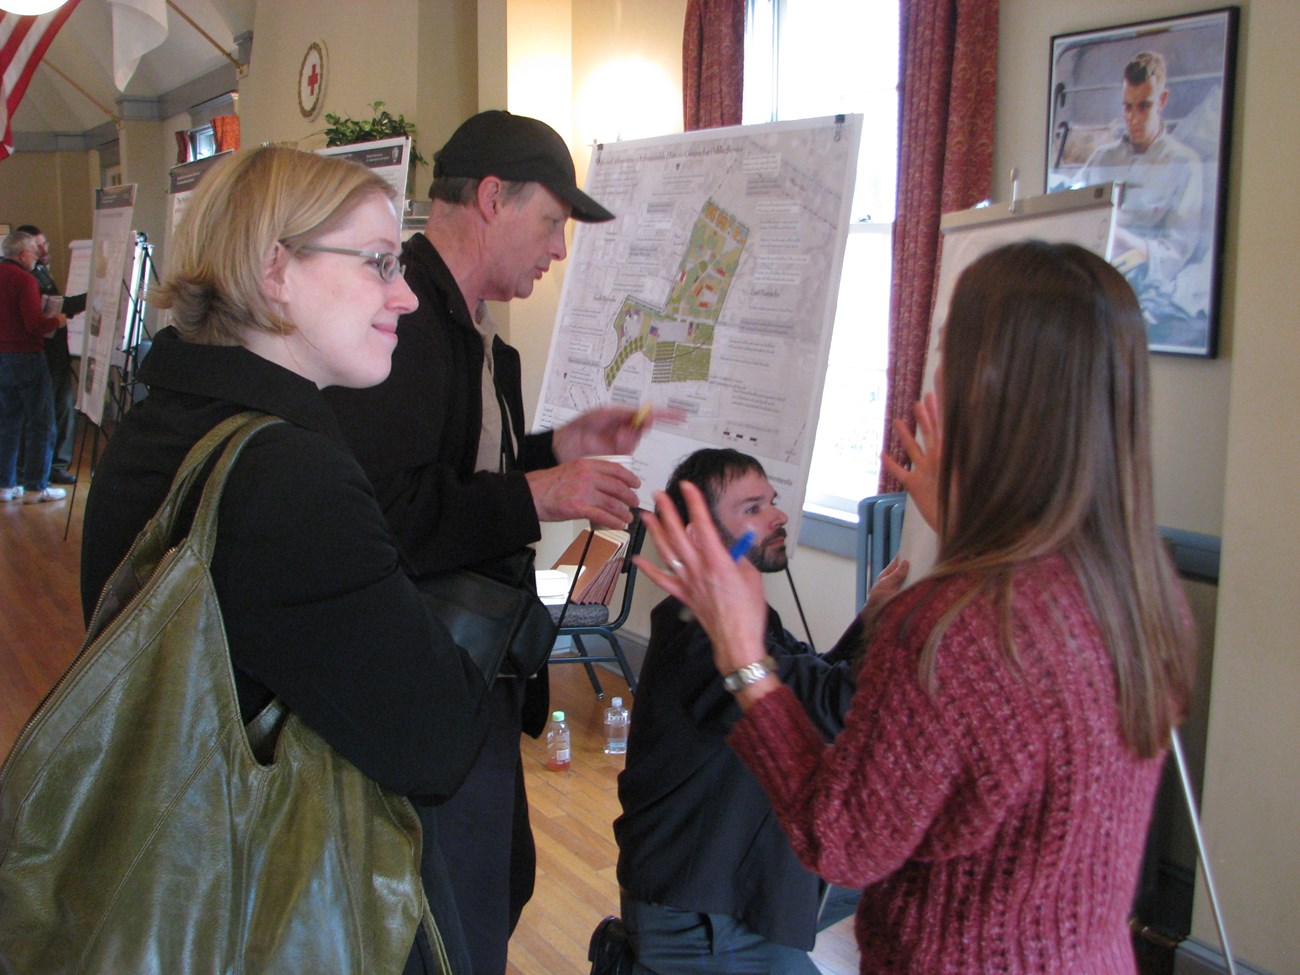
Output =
[{"x1": 722, "y1": 656, "x2": 777, "y2": 693}]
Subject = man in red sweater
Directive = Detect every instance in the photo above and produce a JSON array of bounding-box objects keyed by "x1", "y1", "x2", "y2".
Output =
[{"x1": 1, "y1": 232, "x2": 67, "y2": 504}]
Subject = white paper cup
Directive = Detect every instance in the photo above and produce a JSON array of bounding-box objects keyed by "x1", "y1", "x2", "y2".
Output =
[{"x1": 589, "y1": 455, "x2": 634, "y2": 467}]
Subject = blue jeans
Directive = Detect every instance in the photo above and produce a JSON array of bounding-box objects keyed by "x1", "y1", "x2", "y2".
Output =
[
  {"x1": 621, "y1": 896, "x2": 821, "y2": 975},
  {"x1": 0, "y1": 352, "x2": 55, "y2": 492}
]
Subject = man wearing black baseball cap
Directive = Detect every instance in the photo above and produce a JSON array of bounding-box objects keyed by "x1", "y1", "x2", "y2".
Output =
[{"x1": 327, "y1": 110, "x2": 664, "y2": 975}]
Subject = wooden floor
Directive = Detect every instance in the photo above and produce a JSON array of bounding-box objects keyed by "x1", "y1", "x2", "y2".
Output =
[{"x1": 0, "y1": 444, "x2": 858, "y2": 975}]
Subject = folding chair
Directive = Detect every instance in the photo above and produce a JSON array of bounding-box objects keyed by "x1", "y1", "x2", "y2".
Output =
[{"x1": 548, "y1": 512, "x2": 644, "y2": 698}]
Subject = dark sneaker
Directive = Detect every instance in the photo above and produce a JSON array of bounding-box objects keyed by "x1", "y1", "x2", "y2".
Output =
[{"x1": 49, "y1": 469, "x2": 78, "y2": 485}]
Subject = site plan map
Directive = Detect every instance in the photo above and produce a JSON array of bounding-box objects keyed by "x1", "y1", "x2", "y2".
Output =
[{"x1": 536, "y1": 115, "x2": 862, "y2": 544}]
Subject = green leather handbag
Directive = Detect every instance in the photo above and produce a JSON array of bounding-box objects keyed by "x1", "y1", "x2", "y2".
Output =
[{"x1": 0, "y1": 413, "x2": 448, "y2": 975}]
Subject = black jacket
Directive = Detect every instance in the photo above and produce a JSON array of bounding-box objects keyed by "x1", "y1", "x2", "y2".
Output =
[
  {"x1": 29, "y1": 261, "x2": 84, "y2": 368},
  {"x1": 30, "y1": 261, "x2": 86, "y2": 317},
  {"x1": 80, "y1": 328, "x2": 490, "y2": 801},
  {"x1": 326, "y1": 233, "x2": 554, "y2": 733},
  {"x1": 615, "y1": 597, "x2": 863, "y2": 950},
  {"x1": 326, "y1": 233, "x2": 557, "y2": 576},
  {"x1": 80, "y1": 329, "x2": 493, "y2": 974}
]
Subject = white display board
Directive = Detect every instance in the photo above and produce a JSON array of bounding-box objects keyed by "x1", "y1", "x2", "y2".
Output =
[
  {"x1": 535, "y1": 115, "x2": 863, "y2": 545},
  {"x1": 63, "y1": 239, "x2": 92, "y2": 356},
  {"x1": 157, "y1": 152, "x2": 231, "y2": 333},
  {"x1": 896, "y1": 183, "x2": 1120, "y2": 580},
  {"x1": 78, "y1": 184, "x2": 138, "y2": 426},
  {"x1": 317, "y1": 135, "x2": 411, "y2": 203},
  {"x1": 166, "y1": 152, "x2": 231, "y2": 241}
]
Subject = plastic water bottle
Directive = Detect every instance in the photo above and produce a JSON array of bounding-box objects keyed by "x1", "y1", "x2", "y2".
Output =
[
  {"x1": 603, "y1": 697, "x2": 630, "y2": 755},
  {"x1": 546, "y1": 710, "x2": 571, "y2": 771}
]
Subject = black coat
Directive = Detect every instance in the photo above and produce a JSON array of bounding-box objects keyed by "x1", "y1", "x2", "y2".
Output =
[
  {"x1": 325, "y1": 233, "x2": 556, "y2": 576},
  {"x1": 326, "y1": 233, "x2": 553, "y2": 734},
  {"x1": 615, "y1": 597, "x2": 863, "y2": 950},
  {"x1": 80, "y1": 328, "x2": 490, "y2": 801},
  {"x1": 30, "y1": 260, "x2": 84, "y2": 368}
]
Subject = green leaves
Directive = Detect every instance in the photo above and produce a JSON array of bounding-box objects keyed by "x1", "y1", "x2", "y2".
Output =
[{"x1": 322, "y1": 101, "x2": 426, "y2": 167}]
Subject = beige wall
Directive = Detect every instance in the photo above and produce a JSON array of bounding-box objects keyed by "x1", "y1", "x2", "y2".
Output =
[
  {"x1": 117, "y1": 119, "x2": 169, "y2": 259},
  {"x1": 1000, "y1": 1, "x2": 1299, "y2": 971},
  {"x1": 240, "y1": 0, "x2": 422, "y2": 150},
  {"x1": 0, "y1": 150, "x2": 95, "y2": 285},
  {"x1": 415, "y1": 0, "x2": 480, "y2": 169}
]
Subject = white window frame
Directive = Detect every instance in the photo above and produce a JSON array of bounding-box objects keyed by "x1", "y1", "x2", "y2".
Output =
[{"x1": 744, "y1": 0, "x2": 900, "y2": 556}]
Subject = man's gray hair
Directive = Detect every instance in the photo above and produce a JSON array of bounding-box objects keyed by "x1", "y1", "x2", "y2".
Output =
[
  {"x1": 2, "y1": 232, "x2": 34, "y2": 259},
  {"x1": 428, "y1": 175, "x2": 536, "y2": 208}
]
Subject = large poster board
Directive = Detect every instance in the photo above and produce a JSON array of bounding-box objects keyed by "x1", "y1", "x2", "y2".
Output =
[
  {"x1": 77, "y1": 184, "x2": 138, "y2": 426},
  {"x1": 167, "y1": 152, "x2": 231, "y2": 240},
  {"x1": 156, "y1": 153, "x2": 231, "y2": 333},
  {"x1": 63, "y1": 239, "x2": 92, "y2": 356},
  {"x1": 895, "y1": 183, "x2": 1120, "y2": 580},
  {"x1": 535, "y1": 115, "x2": 863, "y2": 545}
]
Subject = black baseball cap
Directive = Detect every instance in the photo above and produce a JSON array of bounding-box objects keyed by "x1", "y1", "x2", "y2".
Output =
[{"x1": 432, "y1": 110, "x2": 614, "y2": 223}]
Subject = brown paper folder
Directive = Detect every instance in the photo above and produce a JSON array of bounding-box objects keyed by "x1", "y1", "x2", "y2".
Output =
[{"x1": 551, "y1": 529, "x2": 629, "y2": 604}]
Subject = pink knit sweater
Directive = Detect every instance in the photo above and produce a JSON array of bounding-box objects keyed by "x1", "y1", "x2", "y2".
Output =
[{"x1": 729, "y1": 554, "x2": 1164, "y2": 974}]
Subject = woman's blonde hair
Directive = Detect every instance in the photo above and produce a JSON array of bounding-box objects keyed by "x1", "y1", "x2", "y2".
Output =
[
  {"x1": 922, "y1": 240, "x2": 1194, "y2": 758},
  {"x1": 150, "y1": 145, "x2": 398, "y2": 344}
]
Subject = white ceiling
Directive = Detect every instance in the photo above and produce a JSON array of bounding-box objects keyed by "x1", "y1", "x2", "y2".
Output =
[{"x1": 12, "y1": 0, "x2": 255, "y2": 140}]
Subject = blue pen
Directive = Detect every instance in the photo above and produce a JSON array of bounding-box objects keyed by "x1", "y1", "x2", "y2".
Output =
[{"x1": 728, "y1": 529, "x2": 756, "y2": 562}]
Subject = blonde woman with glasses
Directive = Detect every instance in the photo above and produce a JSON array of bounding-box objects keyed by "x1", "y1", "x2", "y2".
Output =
[{"x1": 80, "y1": 146, "x2": 490, "y2": 975}]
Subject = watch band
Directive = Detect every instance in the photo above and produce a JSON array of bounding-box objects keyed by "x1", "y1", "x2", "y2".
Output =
[{"x1": 722, "y1": 655, "x2": 778, "y2": 693}]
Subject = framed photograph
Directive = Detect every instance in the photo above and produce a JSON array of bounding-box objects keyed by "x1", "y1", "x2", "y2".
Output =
[{"x1": 1046, "y1": 7, "x2": 1239, "y2": 357}]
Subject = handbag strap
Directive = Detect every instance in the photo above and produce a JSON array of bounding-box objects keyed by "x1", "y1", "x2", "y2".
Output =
[
  {"x1": 85, "y1": 412, "x2": 282, "y2": 643},
  {"x1": 184, "y1": 414, "x2": 283, "y2": 565}
]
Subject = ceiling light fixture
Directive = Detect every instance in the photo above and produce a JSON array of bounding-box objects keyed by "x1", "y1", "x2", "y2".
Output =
[{"x1": 0, "y1": 0, "x2": 71, "y2": 14}]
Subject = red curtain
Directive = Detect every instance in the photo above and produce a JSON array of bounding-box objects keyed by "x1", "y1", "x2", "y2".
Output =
[
  {"x1": 682, "y1": 0, "x2": 744, "y2": 131},
  {"x1": 212, "y1": 114, "x2": 241, "y2": 154},
  {"x1": 881, "y1": 0, "x2": 999, "y2": 490}
]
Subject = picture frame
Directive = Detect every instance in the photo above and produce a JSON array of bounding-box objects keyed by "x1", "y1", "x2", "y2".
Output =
[{"x1": 1045, "y1": 7, "x2": 1239, "y2": 357}]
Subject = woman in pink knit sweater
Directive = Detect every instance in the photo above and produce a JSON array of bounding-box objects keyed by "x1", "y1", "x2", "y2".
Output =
[{"x1": 636, "y1": 241, "x2": 1197, "y2": 974}]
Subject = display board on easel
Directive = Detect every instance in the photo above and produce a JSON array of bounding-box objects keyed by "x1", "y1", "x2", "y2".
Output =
[
  {"x1": 896, "y1": 182, "x2": 1121, "y2": 580},
  {"x1": 77, "y1": 184, "x2": 139, "y2": 427},
  {"x1": 534, "y1": 114, "x2": 864, "y2": 547}
]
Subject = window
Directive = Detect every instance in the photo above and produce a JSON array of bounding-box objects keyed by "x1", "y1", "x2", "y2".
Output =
[
  {"x1": 185, "y1": 91, "x2": 237, "y2": 162},
  {"x1": 744, "y1": 0, "x2": 900, "y2": 522}
]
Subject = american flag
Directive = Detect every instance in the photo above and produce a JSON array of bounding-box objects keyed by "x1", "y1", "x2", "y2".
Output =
[{"x1": 1, "y1": 1, "x2": 82, "y2": 162}]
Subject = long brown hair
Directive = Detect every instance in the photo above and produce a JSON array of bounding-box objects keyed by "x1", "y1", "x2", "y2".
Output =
[{"x1": 924, "y1": 240, "x2": 1194, "y2": 758}]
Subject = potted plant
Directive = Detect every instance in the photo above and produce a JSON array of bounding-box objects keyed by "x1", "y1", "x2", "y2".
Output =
[{"x1": 323, "y1": 101, "x2": 426, "y2": 187}]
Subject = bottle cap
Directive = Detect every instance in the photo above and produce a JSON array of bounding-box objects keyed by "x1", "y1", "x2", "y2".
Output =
[
  {"x1": 552, "y1": 710, "x2": 565, "y2": 721},
  {"x1": 611, "y1": 697, "x2": 622, "y2": 707}
]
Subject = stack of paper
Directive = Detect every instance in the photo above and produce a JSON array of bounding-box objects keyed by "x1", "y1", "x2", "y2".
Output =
[
  {"x1": 534, "y1": 569, "x2": 577, "y2": 606},
  {"x1": 550, "y1": 528, "x2": 630, "y2": 605}
]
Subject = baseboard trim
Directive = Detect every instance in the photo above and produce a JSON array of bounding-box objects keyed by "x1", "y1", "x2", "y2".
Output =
[{"x1": 1174, "y1": 937, "x2": 1274, "y2": 975}]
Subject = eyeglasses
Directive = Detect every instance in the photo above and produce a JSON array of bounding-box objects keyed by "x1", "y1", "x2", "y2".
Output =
[{"x1": 296, "y1": 244, "x2": 402, "y2": 284}]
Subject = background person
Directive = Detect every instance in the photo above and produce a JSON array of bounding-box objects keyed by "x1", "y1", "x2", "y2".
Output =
[
  {"x1": 1, "y1": 231, "x2": 67, "y2": 505},
  {"x1": 326, "y1": 109, "x2": 664, "y2": 975},
  {"x1": 637, "y1": 241, "x2": 1197, "y2": 974},
  {"x1": 616, "y1": 448, "x2": 891, "y2": 975},
  {"x1": 15, "y1": 224, "x2": 85, "y2": 485},
  {"x1": 79, "y1": 145, "x2": 493, "y2": 975}
]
